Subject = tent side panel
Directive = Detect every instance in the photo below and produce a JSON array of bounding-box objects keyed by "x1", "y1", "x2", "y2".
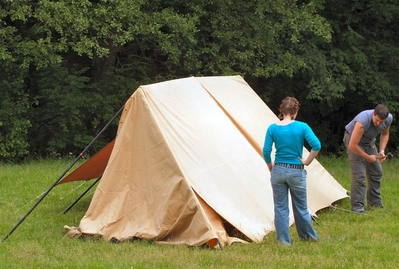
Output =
[
  {"x1": 76, "y1": 88, "x2": 219, "y2": 246},
  {"x1": 143, "y1": 77, "x2": 275, "y2": 242},
  {"x1": 197, "y1": 76, "x2": 348, "y2": 213}
]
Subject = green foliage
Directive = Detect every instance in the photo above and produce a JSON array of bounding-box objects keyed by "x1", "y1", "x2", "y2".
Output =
[
  {"x1": 186, "y1": 0, "x2": 332, "y2": 78},
  {"x1": 1, "y1": 0, "x2": 399, "y2": 161},
  {"x1": 1, "y1": 0, "x2": 200, "y2": 159},
  {"x1": 322, "y1": 0, "x2": 399, "y2": 151},
  {"x1": 258, "y1": 0, "x2": 399, "y2": 153},
  {"x1": 0, "y1": 47, "x2": 31, "y2": 162},
  {"x1": 29, "y1": 63, "x2": 92, "y2": 156},
  {"x1": 0, "y1": 97, "x2": 31, "y2": 162}
]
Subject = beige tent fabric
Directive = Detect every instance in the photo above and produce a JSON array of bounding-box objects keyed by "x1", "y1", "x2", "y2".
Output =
[
  {"x1": 77, "y1": 88, "x2": 220, "y2": 246},
  {"x1": 65, "y1": 75, "x2": 348, "y2": 247},
  {"x1": 196, "y1": 76, "x2": 348, "y2": 215}
]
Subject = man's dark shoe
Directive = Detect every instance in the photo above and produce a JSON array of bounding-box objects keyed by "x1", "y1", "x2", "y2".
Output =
[
  {"x1": 368, "y1": 204, "x2": 384, "y2": 209},
  {"x1": 352, "y1": 209, "x2": 366, "y2": 215}
]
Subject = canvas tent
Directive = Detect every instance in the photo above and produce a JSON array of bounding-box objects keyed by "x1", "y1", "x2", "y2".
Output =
[{"x1": 62, "y1": 75, "x2": 348, "y2": 248}]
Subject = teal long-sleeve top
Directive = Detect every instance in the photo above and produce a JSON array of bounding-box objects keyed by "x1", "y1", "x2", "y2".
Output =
[{"x1": 263, "y1": 121, "x2": 321, "y2": 165}]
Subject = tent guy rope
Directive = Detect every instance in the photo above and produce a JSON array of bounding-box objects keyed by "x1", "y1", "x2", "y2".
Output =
[
  {"x1": 329, "y1": 204, "x2": 366, "y2": 215},
  {"x1": 60, "y1": 176, "x2": 101, "y2": 215}
]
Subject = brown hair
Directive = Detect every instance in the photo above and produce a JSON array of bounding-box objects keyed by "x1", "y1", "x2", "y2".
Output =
[
  {"x1": 374, "y1": 104, "x2": 389, "y2": 120},
  {"x1": 278, "y1": 97, "x2": 300, "y2": 120}
]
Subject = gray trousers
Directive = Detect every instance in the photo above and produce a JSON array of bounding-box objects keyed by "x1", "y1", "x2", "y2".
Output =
[{"x1": 343, "y1": 132, "x2": 383, "y2": 212}]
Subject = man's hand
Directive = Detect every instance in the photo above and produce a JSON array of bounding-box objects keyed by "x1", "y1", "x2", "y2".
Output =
[
  {"x1": 378, "y1": 151, "x2": 386, "y2": 164},
  {"x1": 376, "y1": 152, "x2": 393, "y2": 163},
  {"x1": 366, "y1": 154, "x2": 377, "y2": 163}
]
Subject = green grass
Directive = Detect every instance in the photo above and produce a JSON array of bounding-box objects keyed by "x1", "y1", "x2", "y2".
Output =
[{"x1": 1, "y1": 156, "x2": 399, "y2": 268}]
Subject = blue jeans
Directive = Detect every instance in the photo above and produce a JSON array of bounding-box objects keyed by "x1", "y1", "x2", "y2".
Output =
[{"x1": 271, "y1": 165, "x2": 319, "y2": 245}]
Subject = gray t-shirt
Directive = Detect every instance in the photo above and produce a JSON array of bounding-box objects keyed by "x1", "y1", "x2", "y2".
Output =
[{"x1": 345, "y1": 109, "x2": 393, "y2": 145}]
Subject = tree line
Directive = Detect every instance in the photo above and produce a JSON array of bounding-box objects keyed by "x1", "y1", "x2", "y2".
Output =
[{"x1": 1, "y1": 0, "x2": 398, "y2": 163}]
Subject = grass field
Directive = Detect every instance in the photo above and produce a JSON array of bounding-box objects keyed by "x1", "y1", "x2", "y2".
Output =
[{"x1": 1, "y1": 156, "x2": 399, "y2": 268}]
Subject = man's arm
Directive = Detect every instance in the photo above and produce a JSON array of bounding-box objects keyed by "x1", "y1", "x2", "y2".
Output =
[
  {"x1": 378, "y1": 126, "x2": 390, "y2": 163},
  {"x1": 379, "y1": 126, "x2": 390, "y2": 152},
  {"x1": 348, "y1": 121, "x2": 377, "y2": 163}
]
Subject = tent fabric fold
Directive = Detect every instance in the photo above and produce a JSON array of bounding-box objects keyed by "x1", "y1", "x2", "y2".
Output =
[{"x1": 63, "y1": 75, "x2": 348, "y2": 247}]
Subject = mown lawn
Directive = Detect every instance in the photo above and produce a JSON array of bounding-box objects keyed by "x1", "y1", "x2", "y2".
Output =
[{"x1": 1, "y1": 156, "x2": 398, "y2": 268}]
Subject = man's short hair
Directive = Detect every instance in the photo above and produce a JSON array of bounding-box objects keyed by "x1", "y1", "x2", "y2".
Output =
[{"x1": 374, "y1": 104, "x2": 389, "y2": 120}]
